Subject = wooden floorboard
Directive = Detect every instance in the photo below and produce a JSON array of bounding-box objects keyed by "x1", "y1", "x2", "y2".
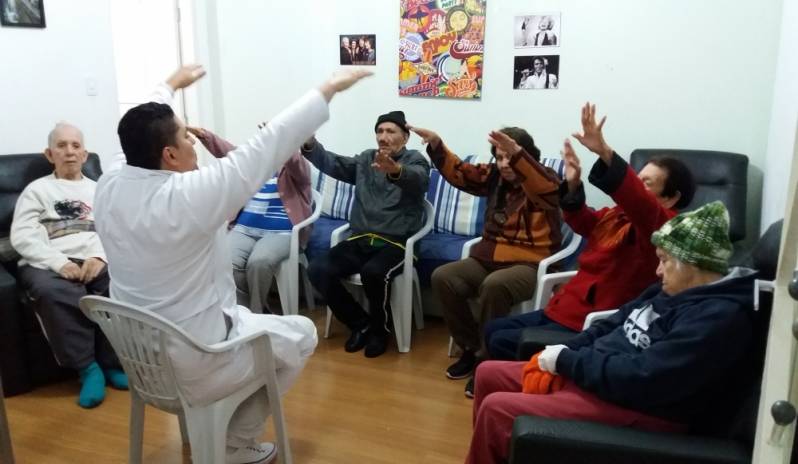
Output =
[{"x1": 5, "y1": 311, "x2": 473, "y2": 463}]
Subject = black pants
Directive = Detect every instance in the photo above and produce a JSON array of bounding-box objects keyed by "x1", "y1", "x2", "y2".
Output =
[
  {"x1": 17, "y1": 262, "x2": 119, "y2": 371},
  {"x1": 308, "y1": 237, "x2": 405, "y2": 335}
]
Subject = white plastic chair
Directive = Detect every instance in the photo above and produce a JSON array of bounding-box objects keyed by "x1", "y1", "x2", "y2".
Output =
[
  {"x1": 275, "y1": 189, "x2": 322, "y2": 315},
  {"x1": 324, "y1": 199, "x2": 434, "y2": 353},
  {"x1": 0, "y1": 371, "x2": 14, "y2": 464},
  {"x1": 448, "y1": 229, "x2": 583, "y2": 356},
  {"x1": 79, "y1": 295, "x2": 292, "y2": 464}
]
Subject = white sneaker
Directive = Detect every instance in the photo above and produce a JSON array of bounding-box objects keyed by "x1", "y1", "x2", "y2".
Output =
[{"x1": 226, "y1": 442, "x2": 276, "y2": 464}]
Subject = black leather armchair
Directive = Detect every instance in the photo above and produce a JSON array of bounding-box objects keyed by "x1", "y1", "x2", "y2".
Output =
[
  {"x1": 517, "y1": 149, "x2": 750, "y2": 360},
  {"x1": 0, "y1": 153, "x2": 102, "y2": 397},
  {"x1": 509, "y1": 220, "x2": 782, "y2": 464}
]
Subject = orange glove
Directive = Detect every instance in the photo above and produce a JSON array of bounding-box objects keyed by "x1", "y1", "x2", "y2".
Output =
[{"x1": 521, "y1": 353, "x2": 565, "y2": 394}]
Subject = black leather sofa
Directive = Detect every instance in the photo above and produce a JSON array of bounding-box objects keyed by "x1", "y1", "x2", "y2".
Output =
[
  {"x1": 517, "y1": 149, "x2": 750, "y2": 360},
  {"x1": 509, "y1": 220, "x2": 782, "y2": 464},
  {"x1": 0, "y1": 153, "x2": 102, "y2": 397}
]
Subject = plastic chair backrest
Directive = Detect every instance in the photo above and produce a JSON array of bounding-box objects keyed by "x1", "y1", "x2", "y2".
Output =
[{"x1": 79, "y1": 295, "x2": 204, "y2": 413}]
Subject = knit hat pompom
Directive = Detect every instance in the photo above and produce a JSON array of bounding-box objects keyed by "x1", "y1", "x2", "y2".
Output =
[{"x1": 651, "y1": 201, "x2": 732, "y2": 274}]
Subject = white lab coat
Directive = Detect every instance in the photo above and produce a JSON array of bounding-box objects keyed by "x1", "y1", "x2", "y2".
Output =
[{"x1": 94, "y1": 89, "x2": 327, "y2": 419}]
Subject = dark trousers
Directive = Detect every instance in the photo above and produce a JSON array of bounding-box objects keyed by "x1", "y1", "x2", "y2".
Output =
[
  {"x1": 484, "y1": 310, "x2": 576, "y2": 360},
  {"x1": 432, "y1": 258, "x2": 537, "y2": 355},
  {"x1": 17, "y1": 263, "x2": 119, "y2": 371},
  {"x1": 308, "y1": 237, "x2": 405, "y2": 335}
]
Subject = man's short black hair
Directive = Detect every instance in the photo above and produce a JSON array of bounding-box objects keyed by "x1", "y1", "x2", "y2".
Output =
[
  {"x1": 647, "y1": 157, "x2": 696, "y2": 209},
  {"x1": 491, "y1": 127, "x2": 541, "y2": 162},
  {"x1": 117, "y1": 102, "x2": 179, "y2": 170}
]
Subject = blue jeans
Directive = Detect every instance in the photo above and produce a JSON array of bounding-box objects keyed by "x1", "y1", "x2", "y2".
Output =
[{"x1": 484, "y1": 310, "x2": 576, "y2": 360}]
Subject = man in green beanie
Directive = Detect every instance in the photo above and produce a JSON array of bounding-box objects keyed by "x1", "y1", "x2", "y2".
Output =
[{"x1": 466, "y1": 201, "x2": 759, "y2": 464}]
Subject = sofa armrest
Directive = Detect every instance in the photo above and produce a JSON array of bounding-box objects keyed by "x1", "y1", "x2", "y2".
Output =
[
  {"x1": 517, "y1": 325, "x2": 576, "y2": 360},
  {"x1": 0, "y1": 264, "x2": 32, "y2": 396},
  {"x1": 510, "y1": 416, "x2": 751, "y2": 464}
]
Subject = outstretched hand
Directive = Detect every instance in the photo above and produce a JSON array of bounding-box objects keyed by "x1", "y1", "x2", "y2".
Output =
[
  {"x1": 319, "y1": 69, "x2": 373, "y2": 102},
  {"x1": 407, "y1": 125, "x2": 441, "y2": 150},
  {"x1": 186, "y1": 126, "x2": 206, "y2": 139},
  {"x1": 572, "y1": 102, "x2": 613, "y2": 163},
  {"x1": 488, "y1": 130, "x2": 522, "y2": 157},
  {"x1": 166, "y1": 64, "x2": 206, "y2": 91},
  {"x1": 561, "y1": 139, "x2": 582, "y2": 192},
  {"x1": 371, "y1": 148, "x2": 401, "y2": 175}
]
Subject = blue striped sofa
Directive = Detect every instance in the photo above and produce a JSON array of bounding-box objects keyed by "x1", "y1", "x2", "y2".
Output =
[{"x1": 305, "y1": 155, "x2": 567, "y2": 288}]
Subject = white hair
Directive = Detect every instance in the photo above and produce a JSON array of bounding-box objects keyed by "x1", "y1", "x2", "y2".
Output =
[{"x1": 47, "y1": 121, "x2": 85, "y2": 148}]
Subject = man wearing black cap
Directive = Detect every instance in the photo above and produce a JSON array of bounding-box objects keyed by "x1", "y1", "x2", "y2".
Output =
[{"x1": 302, "y1": 111, "x2": 430, "y2": 357}]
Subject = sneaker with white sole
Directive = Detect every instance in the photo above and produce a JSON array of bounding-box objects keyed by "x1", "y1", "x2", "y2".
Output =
[{"x1": 226, "y1": 442, "x2": 276, "y2": 464}]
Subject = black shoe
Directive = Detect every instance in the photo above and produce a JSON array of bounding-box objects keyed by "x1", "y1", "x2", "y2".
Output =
[
  {"x1": 344, "y1": 329, "x2": 368, "y2": 353},
  {"x1": 364, "y1": 332, "x2": 388, "y2": 358},
  {"x1": 446, "y1": 350, "x2": 476, "y2": 379},
  {"x1": 464, "y1": 377, "x2": 474, "y2": 399}
]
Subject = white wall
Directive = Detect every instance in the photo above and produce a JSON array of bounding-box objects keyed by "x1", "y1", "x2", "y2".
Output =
[
  {"x1": 0, "y1": 0, "x2": 120, "y2": 167},
  {"x1": 203, "y1": 0, "x2": 783, "y2": 239},
  {"x1": 761, "y1": 0, "x2": 798, "y2": 231}
]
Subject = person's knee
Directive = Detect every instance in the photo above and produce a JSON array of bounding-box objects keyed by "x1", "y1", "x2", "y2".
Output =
[
  {"x1": 430, "y1": 263, "x2": 455, "y2": 291},
  {"x1": 360, "y1": 260, "x2": 397, "y2": 287},
  {"x1": 478, "y1": 273, "x2": 511, "y2": 301},
  {"x1": 246, "y1": 254, "x2": 280, "y2": 275}
]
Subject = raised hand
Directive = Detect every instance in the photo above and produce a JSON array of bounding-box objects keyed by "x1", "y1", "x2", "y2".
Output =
[
  {"x1": 58, "y1": 261, "x2": 82, "y2": 281},
  {"x1": 572, "y1": 102, "x2": 613, "y2": 162},
  {"x1": 80, "y1": 257, "x2": 106, "y2": 283},
  {"x1": 186, "y1": 126, "x2": 206, "y2": 139},
  {"x1": 371, "y1": 148, "x2": 401, "y2": 175},
  {"x1": 561, "y1": 139, "x2": 582, "y2": 192},
  {"x1": 166, "y1": 64, "x2": 206, "y2": 91},
  {"x1": 319, "y1": 69, "x2": 373, "y2": 102},
  {"x1": 488, "y1": 130, "x2": 522, "y2": 156},
  {"x1": 408, "y1": 125, "x2": 441, "y2": 149}
]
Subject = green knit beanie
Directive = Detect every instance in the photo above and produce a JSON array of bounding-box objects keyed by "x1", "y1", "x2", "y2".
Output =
[{"x1": 651, "y1": 201, "x2": 732, "y2": 274}]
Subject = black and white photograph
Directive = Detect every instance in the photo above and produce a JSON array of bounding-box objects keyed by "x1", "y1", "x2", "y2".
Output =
[
  {"x1": 339, "y1": 34, "x2": 377, "y2": 66},
  {"x1": 514, "y1": 14, "x2": 560, "y2": 48},
  {"x1": 513, "y1": 55, "x2": 560, "y2": 90},
  {"x1": 0, "y1": 0, "x2": 45, "y2": 28}
]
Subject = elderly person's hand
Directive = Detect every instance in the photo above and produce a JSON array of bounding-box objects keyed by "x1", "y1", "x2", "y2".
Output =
[
  {"x1": 58, "y1": 261, "x2": 82, "y2": 281},
  {"x1": 80, "y1": 257, "x2": 106, "y2": 283},
  {"x1": 572, "y1": 102, "x2": 613, "y2": 164},
  {"x1": 407, "y1": 125, "x2": 441, "y2": 150}
]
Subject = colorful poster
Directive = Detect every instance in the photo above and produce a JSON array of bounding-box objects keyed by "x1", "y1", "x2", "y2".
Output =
[{"x1": 399, "y1": 0, "x2": 486, "y2": 99}]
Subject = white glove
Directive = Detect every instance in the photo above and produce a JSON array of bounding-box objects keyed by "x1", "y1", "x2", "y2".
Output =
[{"x1": 537, "y1": 344, "x2": 567, "y2": 374}]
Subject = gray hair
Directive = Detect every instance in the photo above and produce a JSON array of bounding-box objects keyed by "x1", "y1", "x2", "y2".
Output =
[{"x1": 47, "y1": 122, "x2": 85, "y2": 148}]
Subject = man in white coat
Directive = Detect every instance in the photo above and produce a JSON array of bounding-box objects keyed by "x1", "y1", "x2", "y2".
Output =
[{"x1": 94, "y1": 66, "x2": 370, "y2": 464}]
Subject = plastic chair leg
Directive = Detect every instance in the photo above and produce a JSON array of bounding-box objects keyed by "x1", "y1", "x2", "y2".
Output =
[{"x1": 129, "y1": 392, "x2": 145, "y2": 464}]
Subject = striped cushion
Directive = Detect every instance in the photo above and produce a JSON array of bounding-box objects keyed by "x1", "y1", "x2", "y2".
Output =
[{"x1": 311, "y1": 166, "x2": 355, "y2": 220}]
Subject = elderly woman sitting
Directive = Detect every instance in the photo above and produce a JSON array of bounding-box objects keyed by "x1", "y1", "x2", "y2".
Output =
[{"x1": 466, "y1": 201, "x2": 757, "y2": 464}]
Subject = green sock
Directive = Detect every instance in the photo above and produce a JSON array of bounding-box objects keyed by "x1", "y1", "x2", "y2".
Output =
[
  {"x1": 78, "y1": 361, "x2": 106, "y2": 408},
  {"x1": 104, "y1": 368, "x2": 129, "y2": 390}
]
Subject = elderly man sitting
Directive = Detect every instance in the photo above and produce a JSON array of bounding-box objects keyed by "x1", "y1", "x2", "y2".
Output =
[
  {"x1": 10, "y1": 122, "x2": 127, "y2": 408},
  {"x1": 466, "y1": 202, "x2": 756, "y2": 464}
]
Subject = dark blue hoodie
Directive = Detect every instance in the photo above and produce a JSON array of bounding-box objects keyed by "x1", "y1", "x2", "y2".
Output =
[{"x1": 556, "y1": 267, "x2": 757, "y2": 423}]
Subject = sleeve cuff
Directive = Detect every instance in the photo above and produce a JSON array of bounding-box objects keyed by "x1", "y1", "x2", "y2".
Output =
[
  {"x1": 588, "y1": 152, "x2": 628, "y2": 195},
  {"x1": 559, "y1": 181, "x2": 586, "y2": 211},
  {"x1": 555, "y1": 348, "x2": 577, "y2": 377}
]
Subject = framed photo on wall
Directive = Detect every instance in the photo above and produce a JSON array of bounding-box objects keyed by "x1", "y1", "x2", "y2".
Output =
[
  {"x1": 1, "y1": 0, "x2": 46, "y2": 28},
  {"x1": 514, "y1": 13, "x2": 560, "y2": 48},
  {"x1": 340, "y1": 34, "x2": 377, "y2": 66},
  {"x1": 514, "y1": 55, "x2": 560, "y2": 90}
]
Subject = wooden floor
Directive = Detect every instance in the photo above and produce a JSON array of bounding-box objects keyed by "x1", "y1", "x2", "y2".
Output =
[{"x1": 4, "y1": 311, "x2": 473, "y2": 463}]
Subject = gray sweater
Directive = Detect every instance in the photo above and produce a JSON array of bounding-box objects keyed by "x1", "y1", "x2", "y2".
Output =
[{"x1": 303, "y1": 141, "x2": 430, "y2": 240}]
